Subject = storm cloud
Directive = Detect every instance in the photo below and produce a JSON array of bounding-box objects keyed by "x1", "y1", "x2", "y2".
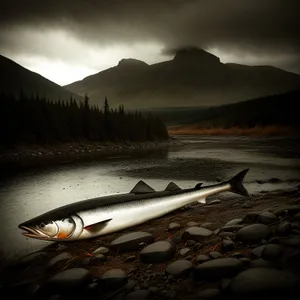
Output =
[{"x1": 1, "y1": 0, "x2": 299, "y2": 84}]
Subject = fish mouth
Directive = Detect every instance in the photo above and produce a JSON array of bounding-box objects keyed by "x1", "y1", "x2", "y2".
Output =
[{"x1": 18, "y1": 225, "x2": 49, "y2": 240}]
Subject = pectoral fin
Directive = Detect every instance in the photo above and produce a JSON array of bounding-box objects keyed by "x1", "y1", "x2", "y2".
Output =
[{"x1": 84, "y1": 218, "x2": 112, "y2": 231}]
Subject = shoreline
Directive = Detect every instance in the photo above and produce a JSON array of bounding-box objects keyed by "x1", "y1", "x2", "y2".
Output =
[
  {"x1": 0, "y1": 138, "x2": 182, "y2": 171},
  {"x1": 1, "y1": 187, "x2": 300, "y2": 299}
]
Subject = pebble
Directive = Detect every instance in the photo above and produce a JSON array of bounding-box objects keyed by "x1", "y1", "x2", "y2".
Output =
[
  {"x1": 207, "y1": 199, "x2": 222, "y2": 205},
  {"x1": 92, "y1": 246, "x2": 109, "y2": 255},
  {"x1": 219, "y1": 232, "x2": 236, "y2": 238},
  {"x1": 221, "y1": 239, "x2": 235, "y2": 252},
  {"x1": 100, "y1": 269, "x2": 128, "y2": 290},
  {"x1": 259, "y1": 211, "x2": 278, "y2": 225},
  {"x1": 12, "y1": 251, "x2": 48, "y2": 269},
  {"x1": 179, "y1": 248, "x2": 191, "y2": 257},
  {"x1": 225, "y1": 219, "x2": 243, "y2": 226},
  {"x1": 46, "y1": 252, "x2": 74, "y2": 271},
  {"x1": 236, "y1": 224, "x2": 271, "y2": 245},
  {"x1": 37, "y1": 268, "x2": 92, "y2": 296},
  {"x1": 275, "y1": 221, "x2": 292, "y2": 236},
  {"x1": 269, "y1": 235, "x2": 300, "y2": 246},
  {"x1": 230, "y1": 267, "x2": 297, "y2": 296},
  {"x1": 231, "y1": 252, "x2": 249, "y2": 258},
  {"x1": 110, "y1": 232, "x2": 154, "y2": 253},
  {"x1": 89, "y1": 254, "x2": 106, "y2": 265},
  {"x1": 140, "y1": 241, "x2": 175, "y2": 263},
  {"x1": 187, "y1": 221, "x2": 199, "y2": 227},
  {"x1": 195, "y1": 254, "x2": 210, "y2": 264},
  {"x1": 242, "y1": 212, "x2": 259, "y2": 223},
  {"x1": 273, "y1": 205, "x2": 300, "y2": 217},
  {"x1": 194, "y1": 258, "x2": 243, "y2": 280},
  {"x1": 220, "y1": 278, "x2": 231, "y2": 290},
  {"x1": 251, "y1": 245, "x2": 266, "y2": 257},
  {"x1": 168, "y1": 222, "x2": 181, "y2": 231},
  {"x1": 201, "y1": 222, "x2": 218, "y2": 231},
  {"x1": 242, "y1": 201, "x2": 254, "y2": 209},
  {"x1": 220, "y1": 225, "x2": 244, "y2": 232},
  {"x1": 165, "y1": 260, "x2": 193, "y2": 278},
  {"x1": 209, "y1": 251, "x2": 223, "y2": 259},
  {"x1": 249, "y1": 258, "x2": 278, "y2": 268},
  {"x1": 261, "y1": 244, "x2": 282, "y2": 260},
  {"x1": 185, "y1": 240, "x2": 196, "y2": 247},
  {"x1": 182, "y1": 226, "x2": 213, "y2": 241}
]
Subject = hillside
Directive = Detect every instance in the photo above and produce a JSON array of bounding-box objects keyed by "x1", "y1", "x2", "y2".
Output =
[
  {"x1": 0, "y1": 55, "x2": 83, "y2": 102},
  {"x1": 168, "y1": 90, "x2": 300, "y2": 136},
  {"x1": 64, "y1": 47, "x2": 300, "y2": 109}
]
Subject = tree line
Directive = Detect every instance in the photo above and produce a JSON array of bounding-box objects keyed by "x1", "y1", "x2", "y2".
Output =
[{"x1": 0, "y1": 92, "x2": 169, "y2": 148}]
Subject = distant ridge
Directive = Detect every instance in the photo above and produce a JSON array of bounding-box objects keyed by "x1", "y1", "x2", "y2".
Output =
[
  {"x1": 0, "y1": 55, "x2": 83, "y2": 102},
  {"x1": 64, "y1": 47, "x2": 300, "y2": 109}
]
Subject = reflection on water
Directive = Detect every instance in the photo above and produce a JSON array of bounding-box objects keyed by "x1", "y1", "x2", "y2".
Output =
[{"x1": 0, "y1": 136, "x2": 299, "y2": 260}]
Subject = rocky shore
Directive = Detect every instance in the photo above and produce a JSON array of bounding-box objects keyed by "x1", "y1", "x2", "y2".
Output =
[
  {"x1": 1, "y1": 187, "x2": 300, "y2": 300},
  {"x1": 0, "y1": 138, "x2": 181, "y2": 170}
]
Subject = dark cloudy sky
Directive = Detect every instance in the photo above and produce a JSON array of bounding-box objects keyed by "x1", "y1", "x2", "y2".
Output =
[{"x1": 1, "y1": 0, "x2": 299, "y2": 85}]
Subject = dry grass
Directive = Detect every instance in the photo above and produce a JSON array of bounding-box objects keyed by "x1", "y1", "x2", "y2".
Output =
[{"x1": 168, "y1": 125, "x2": 297, "y2": 136}]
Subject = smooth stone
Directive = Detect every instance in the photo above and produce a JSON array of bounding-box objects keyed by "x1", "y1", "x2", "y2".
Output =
[
  {"x1": 194, "y1": 258, "x2": 243, "y2": 280},
  {"x1": 230, "y1": 267, "x2": 297, "y2": 295},
  {"x1": 261, "y1": 244, "x2": 283, "y2": 260},
  {"x1": 179, "y1": 248, "x2": 191, "y2": 256},
  {"x1": 221, "y1": 239, "x2": 235, "y2": 252},
  {"x1": 46, "y1": 252, "x2": 73, "y2": 270},
  {"x1": 275, "y1": 221, "x2": 292, "y2": 236},
  {"x1": 100, "y1": 269, "x2": 128, "y2": 290},
  {"x1": 195, "y1": 254, "x2": 210, "y2": 264},
  {"x1": 170, "y1": 235, "x2": 182, "y2": 245},
  {"x1": 231, "y1": 252, "x2": 249, "y2": 259},
  {"x1": 225, "y1": 219, "x2": 243, "y2": 226},
  {"x1": 219, "y1": 232, "x2": 236, "y2": 239},
  {"x1": 269, "y1": 235, "x2": 300, "y2": 246},
  {"x1": 239, "y1": 257, "x2": 252, "y2": 264},
  {"x1": 273, "y1": 205, "x2": 300, "y2": 217},
  {"x1": 110, "y1": 232, "x2": 154, "y2": 253},
  {"x1": 140, "y1": 241, "x2": 175, "y2": 263},
  {"x1": 220, "y1": 225, "x2": 244, "y2": 232},
  {"x1": 186, "y1": 240, "x2": 196, "y2": 247},
  {"x1": 196, "y1": 288, "x2": 221, "y2": 298},
  {"x1": 201, "y1": 222, "x2": 218, "y2": 231},
  {"x1": 236, "y1": 224, "x2": 271, "y2": 245},
  {"x1": 89, "y1": 254, "x2": 106, "y2": 266},
  {"x1": 182, "y1": 226, "x2": 213, "y2": 241},
  {"x1": 38, "y1": 268, "x2": 92, "y2": 295},
  {"x1": 168, "y1": 222, "x2": 181, "y2": 231},
  {"x1": 13, "y1": 251, "x2": 48, "y2": 268},
  {"x1": 242, "y1": 201, "x2": 254, "y2": 209},
  {"x1": 249, "y1": 258, "x2": 278, "y2": 268},
  {"x1": 209, "y1": 251, "x2": 223, "y2": 259},
  {"x1": 124, "y1": 255, "x2": 136, "y2": 263},
  {"x1": 259, "y1": 211, "x2": 278, "y2": 225},
  {"x1": 207, "y1": 199, "x2": 222, "y2": 205},
  {"x1": 242, "y1": 212, "x2": 259, "y2": 223},
  {"x1": 213, "y1": 228, "x2": 220, "y2": 235},
  {"x1": 251, "y1": 245, "x2": 266, "y2": 257},
  {"x1": 187, "y1": 221, "x2": 199, "y2": 227},
  {"x1": 92, "y1": 246, "x2": 109, "y2": 255},
  {"x1": 165, "y1": 260, "x2": 193, "y2": 278},
  {"x1": 125, "y1": 289, "x2": 150, "y2": 299},
  {"x1": 193, "y1": 243, "x2": 203, "y2": 251}
]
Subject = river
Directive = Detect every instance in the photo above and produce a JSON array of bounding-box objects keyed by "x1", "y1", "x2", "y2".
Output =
[{"x1": 0, "y1": 135, "x2": 299, "y2": 260}]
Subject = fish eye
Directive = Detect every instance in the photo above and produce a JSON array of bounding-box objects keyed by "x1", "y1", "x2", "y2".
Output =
[{"x1": 40, "y1": 222, "x2": 45, "y2": 228}]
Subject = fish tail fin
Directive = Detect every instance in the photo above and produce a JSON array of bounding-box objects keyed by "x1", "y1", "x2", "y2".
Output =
[{"x1": 227, "y1": 169, "x2": 250, "y2": 197}]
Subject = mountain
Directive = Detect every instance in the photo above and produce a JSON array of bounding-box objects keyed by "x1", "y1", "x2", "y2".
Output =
[
  {"x1": 0, "y1": 55, "x2": 82, "y2": 102},
  {"x1": 167, "y1": 90, "x2": 300, "y2": 134},
  {"x1": 64, "y1": 47, "x2": 300, "y2": 109}
]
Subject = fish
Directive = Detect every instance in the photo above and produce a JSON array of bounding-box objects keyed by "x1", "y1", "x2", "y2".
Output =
[{"x1": 18, "y1": 169, "x2": 250, "y2": 241}]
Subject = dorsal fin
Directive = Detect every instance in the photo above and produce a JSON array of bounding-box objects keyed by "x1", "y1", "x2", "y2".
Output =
[
  {"x1": 195, "y1": 183, "x2": 203, "y2": 190},
  {"x1": 165, "y1": 181, "x2": 181, "y2": 191},
  {"x1": 130, "y1": 180, "x2": 156, "y2": 194}
]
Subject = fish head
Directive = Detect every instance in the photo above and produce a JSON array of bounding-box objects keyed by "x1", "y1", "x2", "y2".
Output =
[{"x1": 18, "y1": 213, "x2": 80, "y2": 241}]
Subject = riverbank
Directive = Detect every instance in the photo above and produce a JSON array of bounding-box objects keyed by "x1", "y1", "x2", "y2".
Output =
[
  {"x1": 168, "y1": 125, "x2": 298, "y2": 136},
  {"x1": 1, "y1": 186, "x2": 300, "y2": 300},
  {"x1": 0, "y1": 138, "x2": 182, "y2": 171}
]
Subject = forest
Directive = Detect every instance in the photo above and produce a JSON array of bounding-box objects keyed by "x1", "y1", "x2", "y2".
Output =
[{"x1": 0, "y1": 92, "x2": 169, "y2": 149}]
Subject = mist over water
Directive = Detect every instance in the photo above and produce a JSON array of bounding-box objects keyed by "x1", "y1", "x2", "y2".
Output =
[{"x1": 0, "y1": 135, "x2": 299, "y2": 260}]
